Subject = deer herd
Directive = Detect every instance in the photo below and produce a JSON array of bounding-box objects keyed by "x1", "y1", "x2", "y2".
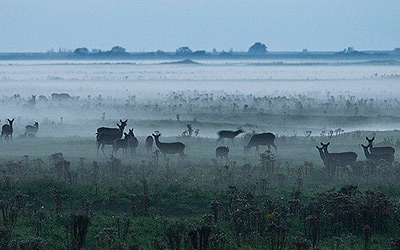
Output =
[{"x1": 0, "y1": 118, "x2": 398, "y2": 166}]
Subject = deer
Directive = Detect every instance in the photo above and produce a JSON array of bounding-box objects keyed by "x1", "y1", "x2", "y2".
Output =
[
  {"x1": 112, "y1": 132, "x2": 130, "y2": 156},
  {"x1": 97, "y1": 119, "x2": 128, "y2": 136},
  {"x1": 145, "y1": 135, "x2": 154, "y2": 153},
  {"x1": 96, "y1": 123, "x2": 125, "y2": 156},
  {"x1": 216, "y1": 129, "x2": 244, "y2": 145},
  {"x1": 316, "y1": 145, "x2": 327, "y2": 164},
  {"x1": 127, "y1": 129, "x2": 139, "y2": 156},
  {"x1": 23, "y1": 95, "x2": 36, "y2": 110},
  {"x1": 1, "y1": 118, "x2": 14, "y2": 141},
  {"x1": 25, "y1": 122, "x2": 39, "y2": 137},
  {"x1": 216, "y1": 146, "x2": 229, "y2": 161},
  {"x1": 366, "y1": 137, "x2": 395, "y2": 155},
  {"x1": 320, "y1": 142, "x2": 357, "y2": 176},
  {"x1": 361, "y1": 144, "x2": 394, "y2": 162},
  {"x1": 28, "y1": 95, "x2": 36, "y2": 106},
  {"x1": 152, "y1": 133, "x2": 186, "y2": 160},
  {"x1": 244, "y1": 132, "x2": 277, "y2": 155}
]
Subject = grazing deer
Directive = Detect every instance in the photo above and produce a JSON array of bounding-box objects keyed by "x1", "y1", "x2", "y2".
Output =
[
  {"x1": 127, "y1": 129, "x2": 139, "y2": 156},
  {"x1": 97, "y1": 119, "x2": 128, "y2": 136},
  {"x1": 112, "y1": 132, "x2": 130, "y2": 156},
  {"x1": 145, "y1": 135, "x2": 154, "y2": 153},
  {"x1": 25, "y1": 122, "x2": 39, "y2": 137},
  {"x1": 96, "y1": 123, "x2": 125, "y2": 156},
  {"x1": 152, "y1": 133, "x2": 186, "y2": 160},
  {"x1": 216, "y1": 146, "x2": 229, "y2": 161},
  {"x1": 216, "y1": 129, "x2": 244, "y2": 145},
  {"x1": 244, "y1": 132, "x2": 277, "y2": 155},
  {"x1": 366, "y1": 137, "x2": 395, "y2": 155},
  {"x1": 1, "y1": 118, "x2": 14, "y2": 141},
  {"x1": 361, "y1": 144, "x2": 394, "y2": 162}
]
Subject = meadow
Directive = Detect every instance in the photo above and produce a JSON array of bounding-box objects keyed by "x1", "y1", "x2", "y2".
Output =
[{"x1": 1, "y1": 60, "x2": 400, "y2": 249}]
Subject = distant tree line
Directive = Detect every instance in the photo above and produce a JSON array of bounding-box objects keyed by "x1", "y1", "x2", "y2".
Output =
[
  {"x1": 73, "y1": 46, "x2": 128, "y2": 56},
  {"x1": 2, "y1": 42, "x2": 400, "y2": 60},
  {"x1": 73, "y1": 43, "x2": 268, "y2": 57}
]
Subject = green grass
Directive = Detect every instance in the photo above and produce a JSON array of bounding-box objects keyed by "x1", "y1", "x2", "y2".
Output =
[{"x1": 1, "y1": 129, "x2": 400, "y2": 249}]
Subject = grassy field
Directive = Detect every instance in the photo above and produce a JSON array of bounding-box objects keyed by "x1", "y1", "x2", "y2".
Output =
[
  {"x1": 1, "y1": 127, "x2": 400, "y2": 249},
  {"x1": 1, "y1": 62, "x2": 400, "y2": 248}
]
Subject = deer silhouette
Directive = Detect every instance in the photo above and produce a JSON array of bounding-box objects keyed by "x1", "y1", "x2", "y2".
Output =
[
  {"x1": 152, "y1": 133, "x2": 186, "y2": 160},
  {"x1": 366, "y1": 137, "x2": 395, "y2": 155},
  {"x1": 1, "y1": 118, "x2": 14, "y2": 141},
  {"x1": 97, "y1": 119, "x2": 127, "y2": 136},
  {"x1": 361, "y1": 144, "x2": 394, "y2": 162},
  {"x1": 112, "y1": 132, "x2": 130, "y2": 156},
  {"x1": 127, "y1": 129, "x2": 139, "y2": 156},
  {"x1": 319, "y1": 142, "x2": 358, "y2": 177},
  {"x1": 216, "y1": 129, "x2": 244, "y2": 145},
  {"x1": 244, "y1": 132, "x2": 277, "y2": 155},
  {"x1": 145, "y1": 135, "x2": 154, "y2": 153},
  {"x1": 23, "y1": 95, "x2": 36, "y2": 110},
  {"x1": 96, "y1": 123, "x2": 125, "y2": 156},
  {"x1": 320, "y1": 142, "x2": 357, "y2": 165},
  {"x1": 25, "y1": 122, "x2": 39, "y2": 137},
  {"x1": 316, "y1": 145, "x2": 327, "y2": 164},
  {"x1": 216, "y1": 146, "x2": 229, "y2": 161}
]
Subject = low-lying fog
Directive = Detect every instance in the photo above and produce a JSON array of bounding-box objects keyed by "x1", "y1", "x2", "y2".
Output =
[{"x1": 0, "y1": 59, "x2": 399, "y2": 138}]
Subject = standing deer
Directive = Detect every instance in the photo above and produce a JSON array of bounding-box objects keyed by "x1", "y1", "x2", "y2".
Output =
[
  {"x1": 96, "y1": 123, "x2": 125, "y2": 156},
  {"x1": 152, "y1": 133, "x2": 186, "y2": 160},
  {"x1": 23, "y1": 95, "x2": 36, "y2": 110},
  {"x1": 216, "y1": 129, "x2": 244, "y2": 145},
  {"x1": 216, "y1": 146, "x2": 229, "y2": 161},
  {"x1": 145, "y1": 135, "x2": 154, "y2": 153},
  {"x1": 366, "y1": 137, "x2": 395, "y2": 155},
  {"x1": 244, "y1": 132, "x2": 277, "y2": 155},
  {"x1": 25, "y1": 122, "x2": 39, "y2": 137},
  {"x1": 361, "y1": 144, "x2": 394, "y2": 162},
  {"x1": 316, "y1": 145, "x2": 327, "y2": 164},
  {"x1": 112, "y1": 132, "x2": 130, "y2": 156},
  {"x1": 320, "y1": 142, "x2": 357, "y2": 176},
  {"x1": 127, "y1": 129, "x2": 139, "y2": 156},
  {"x1": 1, "y1": 118, "x2": 14, "y2": 141},
  {"x1": 97, "y1": 119, "x2": 128, "y2": 136}
]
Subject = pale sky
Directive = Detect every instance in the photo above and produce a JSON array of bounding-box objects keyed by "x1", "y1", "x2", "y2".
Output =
[{"x1": 0, "y1": 0, "x2": 399, "y2": 52}]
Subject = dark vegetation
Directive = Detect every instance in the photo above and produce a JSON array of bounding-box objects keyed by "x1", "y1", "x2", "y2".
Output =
[
  {"x1": 4, "y1": 89, "x2": 400, "y2": 139},
  {"x1": 1, "y1": 139, "x2": 400, "y2": 249},
  {"x1": 2, "y1": 44, "x2": 400, "y2": 60},
  {"x1": 2, "y1": 81, "x2": 400, "y2": 248}
]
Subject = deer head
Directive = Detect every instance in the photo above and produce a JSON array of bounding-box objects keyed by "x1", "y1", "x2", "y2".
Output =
[
  {"x1": 152, "y1": 133, "x2": 161, "y2": 140},
  {"x1": 120, "y1": 119, "x2": 128, "y2": 126}
]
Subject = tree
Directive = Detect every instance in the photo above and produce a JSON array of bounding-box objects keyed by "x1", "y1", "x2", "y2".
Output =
[
  {"x1": 73, "y1": 47, "x2": 90, "y2": 55},
  {"x1": 110, "y1": 46, "x2": 127, "y2": 54},
  {"x1": 248, "y1": 42, "x2": 267, "y2": 54},
  {"x1": 193, "y1": 50, "x2": 206, "y2": 56},
  {"x1": 176, "y1": 47, "x2": 193, "y2": 55}
]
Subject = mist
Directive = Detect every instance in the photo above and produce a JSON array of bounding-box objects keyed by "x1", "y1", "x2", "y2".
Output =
[{"x1": 1, "y1": 59, "x2": 399, "y2": 138}]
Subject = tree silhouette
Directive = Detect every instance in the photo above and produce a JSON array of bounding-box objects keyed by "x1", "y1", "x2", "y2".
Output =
[
  {"x1": 176, "y1": 47, "x2": 193, "y2": 55},
  {"x1": 110, "y1": 46, "x2": 127, "y2": 54},
  {"x1": 73, "y1": 47, "x2": 89, "y2": 55},
  {"x1": 248, "y1": 42, "x2": 267, "y2": 54}
]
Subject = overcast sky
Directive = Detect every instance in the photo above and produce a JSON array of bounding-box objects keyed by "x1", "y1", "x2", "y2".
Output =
[{"x1": 1, "y1": 0, "x2": 399, "y2": 52}]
